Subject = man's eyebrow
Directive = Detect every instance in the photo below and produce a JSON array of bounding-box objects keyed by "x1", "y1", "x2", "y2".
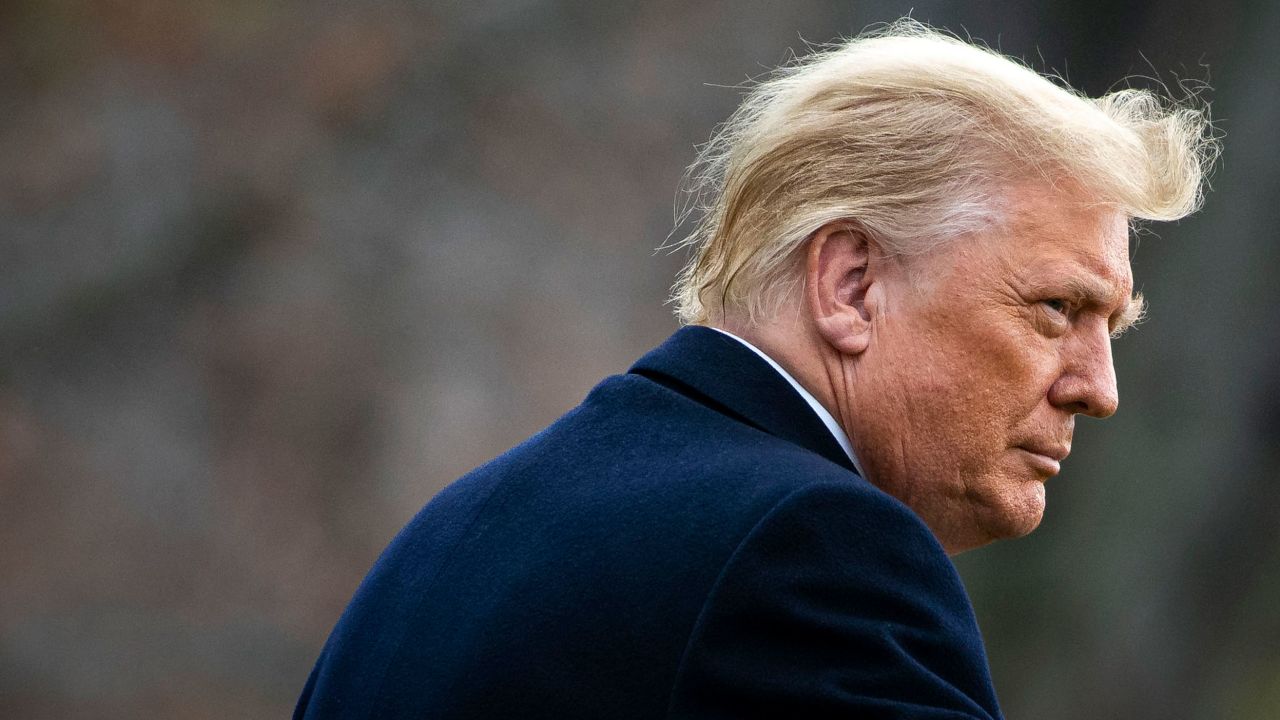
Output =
[
  {"x1": 1029, "y1": 273, "x2": 1144, "y2": 337},
  {"x1": 1060, "y1": 275, "x2": 1145, "y2": 337},
  {"x1": 1030, "y1": 273, "x2": 1123, "y2": 307},
  {"x1": 1110, "y1": 291, "x2": 1147, "y2": 338}
]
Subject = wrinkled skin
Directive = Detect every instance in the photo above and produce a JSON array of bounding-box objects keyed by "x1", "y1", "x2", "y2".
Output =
[{"x1": 728, "y1": 182, "x2": 1140, "y2": 554}]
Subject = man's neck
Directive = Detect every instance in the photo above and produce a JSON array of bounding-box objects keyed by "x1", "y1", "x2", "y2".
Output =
[
  {"x1": 713, "y1": 318, "x2": 836, "y2": 416},
  {"x1": 707, "y1": 322, "x2": 866, "y2": 479}
]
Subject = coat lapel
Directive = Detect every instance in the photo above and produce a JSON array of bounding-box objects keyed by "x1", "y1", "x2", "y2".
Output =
[{"x1": 628, "y1": 326, "x2": 859, "y2": 475}]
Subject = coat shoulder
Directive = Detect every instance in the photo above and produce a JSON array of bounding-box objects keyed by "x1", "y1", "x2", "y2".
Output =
[{"x1": 295, "y1": 371, "x2": 962, "y2": 719}]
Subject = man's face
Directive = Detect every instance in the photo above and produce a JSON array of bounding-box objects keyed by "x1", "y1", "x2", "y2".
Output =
[{"x1": 851, "y1": 183, "x2": 1138, "y2": 553}]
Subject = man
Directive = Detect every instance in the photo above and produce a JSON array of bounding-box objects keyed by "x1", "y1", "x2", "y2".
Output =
[{"x1": 295, "y1": 21, "x2": 1211, "y2": 719}]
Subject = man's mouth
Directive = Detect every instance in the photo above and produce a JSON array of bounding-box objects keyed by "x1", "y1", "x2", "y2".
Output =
[{"x1": 1017, "y1": 443, "x2": 1070, "y2": 475}]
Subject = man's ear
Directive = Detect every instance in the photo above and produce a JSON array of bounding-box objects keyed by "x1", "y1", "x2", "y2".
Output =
[{"x1": 806, "y1": 223, "x2": 875, "y2": 356}]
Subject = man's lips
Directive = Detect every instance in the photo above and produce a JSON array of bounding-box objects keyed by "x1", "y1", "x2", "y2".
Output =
[
  {"x1": 1019, "y1": 443, "x2": 1070, "y2": 462},
  {"x1": 1017, "y1": 443, "x2": 1070, "y2": 475}
]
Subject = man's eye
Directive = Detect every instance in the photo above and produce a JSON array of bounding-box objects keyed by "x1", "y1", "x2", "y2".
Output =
[{"x1": 1042, "y1": 299, "x2": 1069, "y2": 315}]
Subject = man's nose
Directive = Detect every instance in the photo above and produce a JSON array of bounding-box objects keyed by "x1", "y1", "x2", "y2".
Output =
[{"x1": 1048, "y1": 326, "x2": 1120, "y2": 418}]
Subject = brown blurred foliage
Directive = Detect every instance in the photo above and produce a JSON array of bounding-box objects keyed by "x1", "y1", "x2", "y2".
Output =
[{"x1": 2, "y1": 1, "x2": 1278, "y2": 718}]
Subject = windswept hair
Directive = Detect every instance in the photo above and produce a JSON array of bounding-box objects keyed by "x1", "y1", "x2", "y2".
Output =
[{"x1": 670, "y1": 19, "x2": 1217, "y2": 325}]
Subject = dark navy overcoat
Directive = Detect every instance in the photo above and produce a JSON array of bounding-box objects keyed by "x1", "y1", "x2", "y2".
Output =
[{"x1": 295, "y1": 326, "x2": 1002, "y2": 719}]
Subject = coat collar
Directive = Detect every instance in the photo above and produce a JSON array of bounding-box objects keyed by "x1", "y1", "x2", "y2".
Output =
[{"x1": 628, "y1": 325, "x2": 859, "y2": 475}]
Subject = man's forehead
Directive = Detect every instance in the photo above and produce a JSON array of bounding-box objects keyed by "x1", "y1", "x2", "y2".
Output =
[
  {"x1": 1019, "y1": 222, "x2": 1133, "y2": 292},
  {"x1": 1006, "y1": 182, "x2": 1129, "y2": 240},
  {"x1": 1007, "y1": 186, "x2": 1133, "y2": 287}
]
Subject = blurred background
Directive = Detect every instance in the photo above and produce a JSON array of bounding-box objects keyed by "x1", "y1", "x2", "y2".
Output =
[{"x1": 2, "y1": 0, "x2": 1276, "y2": 717}]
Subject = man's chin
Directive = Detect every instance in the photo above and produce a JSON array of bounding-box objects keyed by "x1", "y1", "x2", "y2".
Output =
[
  {"x1": 980, "y1": 480, "x2": 1047, "y2": 541},
  {"x1": 933, "y1": 482, "x2": 1046, "y2": 555}
]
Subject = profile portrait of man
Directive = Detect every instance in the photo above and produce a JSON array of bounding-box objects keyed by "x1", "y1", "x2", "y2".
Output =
[{"x1": 294, "y1": 20, "x2": 1212, "y2": 719}]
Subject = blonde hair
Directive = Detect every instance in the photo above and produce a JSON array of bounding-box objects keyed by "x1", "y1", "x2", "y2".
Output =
[{"x1": 670, "y1": 19, "x2": 1217, "y2": 325}]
